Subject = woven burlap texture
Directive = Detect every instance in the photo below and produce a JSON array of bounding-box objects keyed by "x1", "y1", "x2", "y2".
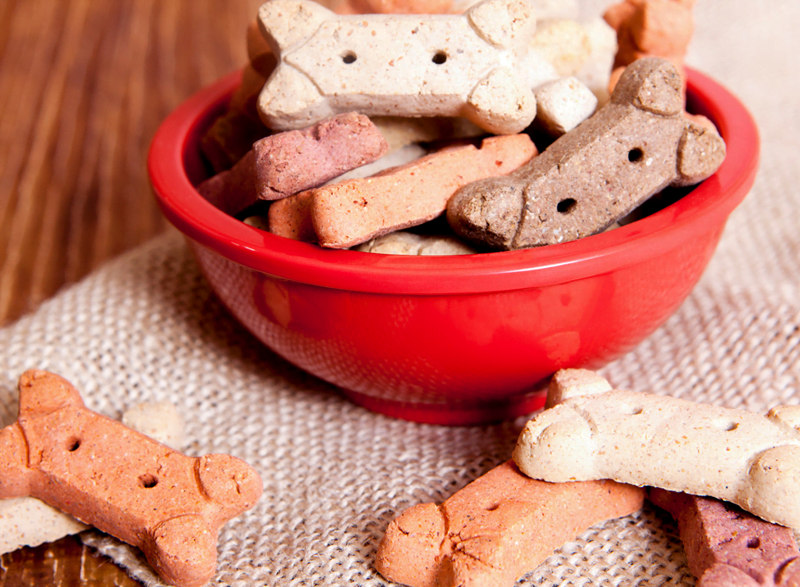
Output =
[{"x1": 1, "y1": 1, "x2": 798, "y2": 585}]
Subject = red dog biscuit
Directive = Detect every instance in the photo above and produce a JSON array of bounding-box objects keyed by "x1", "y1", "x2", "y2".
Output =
[
  {"x1": 0, "y1": 370, "x2": 262, "y2": 587},
  {"x1": 650, "y1": 488, "x2": 800, "y2": 587},
  {"x1": 376, "y1": 460, "x2": 644, "y2": 587}
]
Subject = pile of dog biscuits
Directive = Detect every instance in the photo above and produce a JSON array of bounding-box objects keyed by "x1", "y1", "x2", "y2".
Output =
[
  {"x1": 199, "y1": 0, "x2": 725, "y2": 254},
  {"x1": 377, "y1": 370, "x2": 800, "y2": 587}
]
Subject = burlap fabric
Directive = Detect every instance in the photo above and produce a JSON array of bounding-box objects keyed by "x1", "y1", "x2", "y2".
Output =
[{"x1": 1, "y1": 1, "x2": 798, "y2": 585}]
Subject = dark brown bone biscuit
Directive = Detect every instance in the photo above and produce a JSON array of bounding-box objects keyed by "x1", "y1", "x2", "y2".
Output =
[
  {"x1": 447, "y1": 57, "x2": 726, "y2": 250},
  {"x1": 650, "y1": 488, "x2": 800, "y2": 587},
  {"x1": 0, "y1": 370, "x2": 262, "y2": 587}
]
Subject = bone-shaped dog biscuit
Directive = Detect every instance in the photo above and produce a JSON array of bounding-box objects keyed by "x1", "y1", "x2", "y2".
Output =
[
  {"x1": 0, "y1": 370, "x2": 262, "y2": 587},
  {"x1": 375, "y1": 460, "x2": 644, "y2": 587},
  {"x1": 513, "y1": 369, "x2": 800, "y2": 530},
  {"x1": 650, "y1": 488, "x2": 800, "y2": 587},
  {"x1": 256, "y1": 0, "x2": 541, "y2": 134},
  {"x1": 447, "y1": 57, "x2": 726, "y2": 250}
]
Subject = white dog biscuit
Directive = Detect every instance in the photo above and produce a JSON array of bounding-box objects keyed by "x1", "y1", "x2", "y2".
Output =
[
  {"x1": 257, "y1": 0, "x2": 542, "y2": 134},
  {"x1": 512, "y1": 369, "x2": 800, "y2": 529}
]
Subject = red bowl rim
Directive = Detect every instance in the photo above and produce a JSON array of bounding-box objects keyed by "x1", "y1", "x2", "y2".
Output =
[{"x1": 148, "y1": 67, "x2": 760, "y2": 295}]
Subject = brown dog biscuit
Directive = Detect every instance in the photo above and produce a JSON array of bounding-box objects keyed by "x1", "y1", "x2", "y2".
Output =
[
  {"x1": 0, "y1": 370, "x2": 262, "y2": 587},
  {"x1": 447, "y1": 57, "x2": 726, "y2": 250},
  {"x1": 311, "y1": 134, "x2": 537, "y2": 249},
  {"x1": 254, "y1": 111, "x2": 388, "y2": 201},
  {"x1": 650, "y1": 488, "x2": 800, "y2": 587},
  {"x1": 376, "y1": 460, "x2": 644, "y2": 587}
]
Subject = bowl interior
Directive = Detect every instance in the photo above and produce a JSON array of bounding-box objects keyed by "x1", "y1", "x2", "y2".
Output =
[{"x1": 149, "y1": 68, "x2": 760, "y2": 295}]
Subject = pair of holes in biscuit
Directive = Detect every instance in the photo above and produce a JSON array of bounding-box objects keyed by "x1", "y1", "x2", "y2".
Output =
[{"x1": 340, "y1": 50, "x2": 447, "y2": 65}]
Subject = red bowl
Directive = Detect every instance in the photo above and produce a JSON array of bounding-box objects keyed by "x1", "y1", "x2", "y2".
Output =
[{"x1": 148, "y1": 68, "x2": 759, "y2": 426}]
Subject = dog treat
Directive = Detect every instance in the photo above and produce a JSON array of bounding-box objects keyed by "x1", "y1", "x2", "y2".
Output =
[
  {"x1": 604, "y1": 0, "x2": 695, "y2": 90},
  {"x1": 533, "y1": 76, "x2": 598, "y2": 135},
  {"x1": 0, "y1": 370, "x2": 262, "y2": 587},
  {"x1": 0, "y1": 497, "x2": 89, "y2": 554},
  {"x1": 375, "y1": 460, "x2": 645, "y2": 587},
  {"x1": 256, "y1": 0, "x2": 542, "y2": 134},
  {"x1": 650, "y1": 488, "x2": 800, "y2": 587},
  {"x1": 198, "y1": 112, "x2": 387, "y2": 214},
  {"x1": 531, "y1": 19, "x2": 591, "y2": 77},
  {"x1": 197, "y1": 150, "x2": 257, "y2": 215},
  {"x1": 122, "y1": 401, "x2": 186, "y2": 451},
  {"x1": 355, "y1": 231, "x2": 477, "y2": 255},
  {"x1": 513, "y1": 368, "x2": 800, "y2": 530},
  {"x1": 268, "y1": 143, "x2": 426, "y2": 242},
  {"x1": 447, "y1": 57, "x2": 726, "y2": 250},
  {"x1": 371, "y1": 116, "x2": 484, "y2": 153},
  {"x1": 199, "y1": 110, "x2": 269, "y2": 175},
  {"x1": 254, "y1": 111, "x2": 388, "y2": 201},
  {"x1": 311, "y1": 134, "x2": 537, "y2": 249},
  {"x1": 0, "y1": 400, "x2": 186, "y2": 554},
  {"x1": 574, "y1": 17, "x2": 618, "y2": 104}
]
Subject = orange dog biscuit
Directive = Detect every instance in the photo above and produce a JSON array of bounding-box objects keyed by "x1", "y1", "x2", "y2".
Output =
[
  {"x1": 376, "y1": 460, "x2": 644, "y2": 587},
  {"x1": 311, "y1": 134, "x2": 537, "y2": 249},
  {"x1": 0, "y1": 370, "x2": 262, "y2": 587}
]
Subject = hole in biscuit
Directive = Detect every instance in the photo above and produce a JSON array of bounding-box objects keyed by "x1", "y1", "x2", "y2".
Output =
[
  {"x1": 342, "y1": 51, "x2": 357, "y2": 64},
  {"x1": 139, "y1": 474, "x2": 158, "y2": 489},
  {"x1": 486, "y1": 503, "x2": 501, "y2": 512},
  {"x1": 557, "y1": 198, "x2": 577, "y2": 214},
  {"x1": 628, "y1": 148, "x2": 644, "y2": 162},
  {"x1": 432, "y1": 51, "x2": 447, "y2": 64},
  {"x1": 747, "y1": 537, "x2": 760, "y2": 549},
  {"x1": 67, "y1": 438, "x2": 81, "y2": 452}
]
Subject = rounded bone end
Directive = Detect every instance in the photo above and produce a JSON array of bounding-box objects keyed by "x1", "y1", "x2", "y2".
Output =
[
  {"x1": 146, "y1": 515, "x2": 218, "y2": 587},
  {"x1": 375, "y1": 502, "x2": 445, "y2": 587},
  {"x1": 611, "y1": 57, "x2": 683, "y2": 116},
  {"x1": 741, "y1": 445, "x2": 800, "y2": 529},
  {"x1": 673, "y1": 121, "x2": 727, "y2": 186},
  {"x1": 447, "y1": 176, "x2": 524, "y2": 251},
  {"x1": 546, "y1": 368, "x2": 613, "y2": 408},
  {"x1": 465, "y1": 68, "x2": 537, "y2": 135}
]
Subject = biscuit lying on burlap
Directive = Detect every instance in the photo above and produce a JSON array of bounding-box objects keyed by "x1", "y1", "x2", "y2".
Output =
[
  {"x1": 0, "y1": 370, "x2": 262, "y2": 587},
  {"x1": 447, "y1": 57, "x2": 726, "y2": 250},
  {"x1": 311, "y1": 134, "x2": 537, "y2": 249},
  {"x1": 650, "y1": 488, "x2": 800, "y2": 587},
  {"x1": 375, "y1": 460, "x2": 644, "y2": 587},
  {"x1": 513, "y1": 369, "x2": 800, "y2": 530},
  {"x1": 0, "y1": 400, "x2": 185, "y2": 554}
]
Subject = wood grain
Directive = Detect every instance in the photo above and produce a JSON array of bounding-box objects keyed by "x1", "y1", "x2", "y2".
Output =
[{"x1": 0, "y1": 0, "x2": 264, "y2": 584}]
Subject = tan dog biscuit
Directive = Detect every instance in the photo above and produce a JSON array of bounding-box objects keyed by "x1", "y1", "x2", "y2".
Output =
[
  {"x1": 650, "y1": 488, "x2": 800, "y2": 587},
  {"x1": 311, "y1": 134, "x2": 537, "y2": 249},
  {"x1": 375, "y1": 460, "x2": 645, "y2": 587},
  {"x1": 0, "y1": 370, "x2": 262, "y2": 587},
  {"x1": 513, "y1": 368, "x2": 800, "y2": 530},
  {"x1": 0, "y1": 497, "x2": 89, "y2": 554},
  {"x1": 447, "y1": 57, "x2": 726, "y2": 250},
  {"x1": 355, "y1": 231, "x2": 477, "y2": 255},
  {"x1": 256, "y1": 0, "x2": 540, "y2": 134},
  {"x1": 254, "y1": 111, "x2": 388, "y2": 201}
]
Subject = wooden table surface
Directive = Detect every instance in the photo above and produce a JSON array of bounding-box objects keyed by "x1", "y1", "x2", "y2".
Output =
[{"x1": 0, "y1": 0, "x2": 274, "y2": 584}]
